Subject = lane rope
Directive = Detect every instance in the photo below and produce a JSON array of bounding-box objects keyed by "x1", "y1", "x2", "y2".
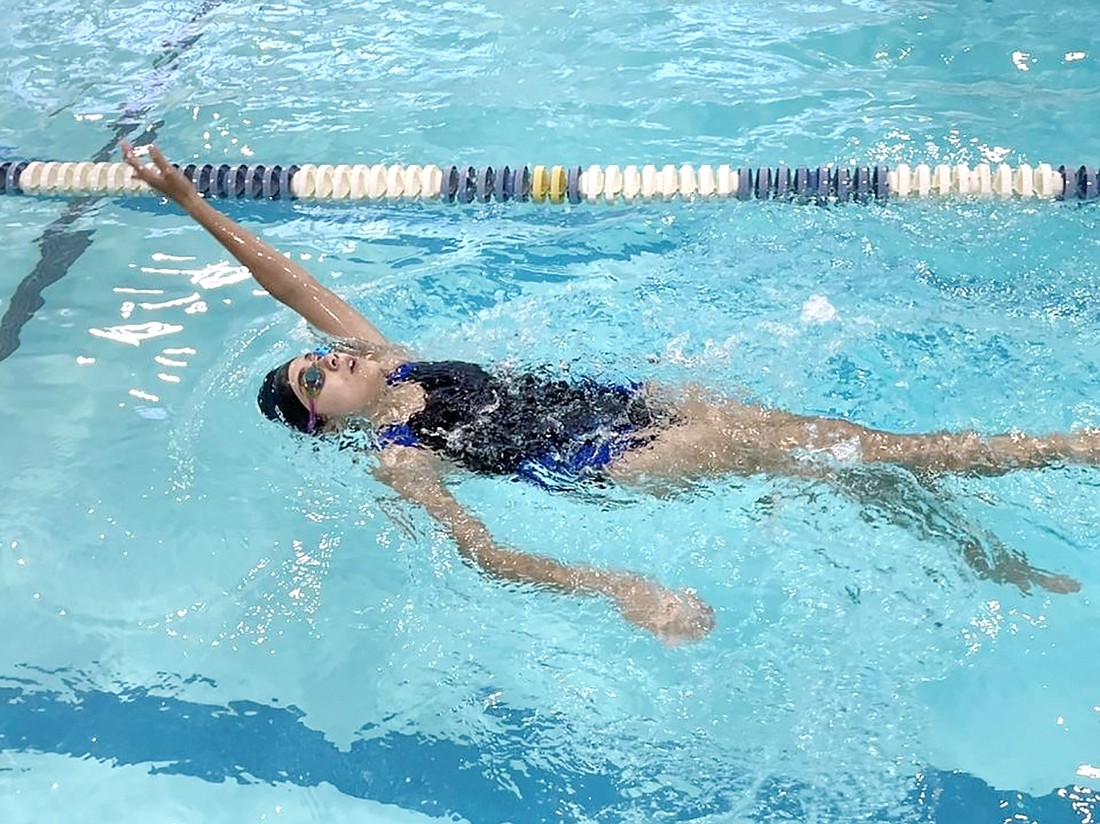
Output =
[{"x1": 3, "y1": 160, "x2": 1097, "y2": 203}]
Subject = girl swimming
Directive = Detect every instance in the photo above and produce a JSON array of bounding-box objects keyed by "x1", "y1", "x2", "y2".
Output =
[{"x1": 123, "y1": 142, "x2": 1085, "y2": 644}]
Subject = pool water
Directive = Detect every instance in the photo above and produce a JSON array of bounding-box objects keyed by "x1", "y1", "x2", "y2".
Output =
[{"x1": 2, "y1": 1, "x2": 1100, "y2": 821}]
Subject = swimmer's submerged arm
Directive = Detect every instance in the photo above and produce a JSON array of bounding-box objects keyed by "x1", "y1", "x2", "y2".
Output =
[
  {"x1": 122, "y1": 142, "x2": 389, "y2": 347},
  {"x1": 374, "y1": 447, "x2": 715, "y2": 644}
]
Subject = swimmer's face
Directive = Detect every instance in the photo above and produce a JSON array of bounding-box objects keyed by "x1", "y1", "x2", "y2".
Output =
[{"x1": 288, "y1": 350, "x2": 384, "y2": 422}]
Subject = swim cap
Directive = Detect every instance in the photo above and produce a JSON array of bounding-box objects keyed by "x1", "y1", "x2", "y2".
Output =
[{"x1": 257, "y1": 359, "x2": 317, "y2": 433}]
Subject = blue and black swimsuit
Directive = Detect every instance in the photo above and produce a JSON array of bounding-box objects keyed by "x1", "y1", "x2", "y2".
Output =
[{"x1": 375, "y1": 361, "x2": 674, "y2": 486}]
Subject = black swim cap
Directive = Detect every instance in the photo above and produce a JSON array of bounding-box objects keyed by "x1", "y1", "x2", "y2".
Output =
[{"x1": 257, "y1": 359, "x2": 318, "y2": 433}]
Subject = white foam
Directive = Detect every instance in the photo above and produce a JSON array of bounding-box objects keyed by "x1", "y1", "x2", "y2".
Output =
[{"x1": 800, "y1": 293, "x2": 837, "y2": 325}]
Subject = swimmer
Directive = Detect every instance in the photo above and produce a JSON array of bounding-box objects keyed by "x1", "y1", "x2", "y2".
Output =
[{"x1": 123, "y1": 142, "x2": 1087, "y2": 644}]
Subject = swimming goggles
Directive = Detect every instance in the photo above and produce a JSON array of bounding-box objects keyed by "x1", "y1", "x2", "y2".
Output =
[{"x1": 298, "y1": 345, "x2": 331, "y2": 432}]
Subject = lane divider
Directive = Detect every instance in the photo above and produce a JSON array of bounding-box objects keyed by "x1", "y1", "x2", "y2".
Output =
[{"x1": 3, "y1": 160, "x2": 1099, "y2": 203}]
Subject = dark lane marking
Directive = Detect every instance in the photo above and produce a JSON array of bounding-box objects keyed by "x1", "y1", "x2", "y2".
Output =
[
  {"x1": 0, "y1": 0, "x2": 227, "y2": 361},
  {"x1": 0, "y1": 680, "x2": 1093, "y2": 823}
]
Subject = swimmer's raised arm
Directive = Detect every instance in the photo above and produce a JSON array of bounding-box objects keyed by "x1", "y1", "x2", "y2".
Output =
[
  {"x1": 122, "y1": 142, "x2": 388, "y2": 347},
  {"x1": 375, "y1": 447, "x2": 716, "y2": 645}
]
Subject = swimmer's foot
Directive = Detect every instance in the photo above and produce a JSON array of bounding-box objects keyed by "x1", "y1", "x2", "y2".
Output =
[
  {"x1": 609, "y1": 575, "x2": 716, "y2": 645},
  {"x1": 1028, "y1": 569, "x2": 1082, "y2": 595},
  {"x1": 997, "y1": 565, "x2": 1082, "y2": 595},
  {"x1": 975, "y1": 548, "x2": 1081, "y2": 596}
]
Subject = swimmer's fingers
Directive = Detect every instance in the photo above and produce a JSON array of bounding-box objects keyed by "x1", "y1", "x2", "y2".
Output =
[
  {"x1": 120, "y1": 140, "x2": 145, "y2": 174},
  {"x1": 120, "y1": 142, "x2": 196, "y2": 203},
  {"x1": 147, "y1": 144, "x2": 173, "y2": 174},
  {"x1": 121, "y1": 141, "x2": 162, "y2": 188},
  {"x1": 664, "y1": 588, "x2": 716, "y2": 646},
  {"x1": 611, "y1": 577, "x2": 716, "y2": 645}
]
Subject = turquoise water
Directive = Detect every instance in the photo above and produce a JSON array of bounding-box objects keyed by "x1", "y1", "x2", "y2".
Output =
[{"x1": 3, "y1": 1, "x2": 1100, "y2": 821}]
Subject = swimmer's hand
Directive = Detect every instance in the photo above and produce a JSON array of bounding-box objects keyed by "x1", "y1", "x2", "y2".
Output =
[
  {"x1": 121, "y1": 141, "x2": 198, "y2": 205},
  {"x1": 608, "y1": 575, "x2": 716, "y2": 645}
]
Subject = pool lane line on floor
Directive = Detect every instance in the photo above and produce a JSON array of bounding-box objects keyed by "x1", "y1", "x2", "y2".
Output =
[
  {"x1": 0, "y1": 0, "x2": 227, "y2": 363},
  {"x1": 0, "y1": 678, "x2": 1093, "y2": 823}
]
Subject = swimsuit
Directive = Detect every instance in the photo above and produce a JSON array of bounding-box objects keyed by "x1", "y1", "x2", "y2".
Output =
[{"x1": 375, "y1": 361, "x2": 673, "y2": 487}]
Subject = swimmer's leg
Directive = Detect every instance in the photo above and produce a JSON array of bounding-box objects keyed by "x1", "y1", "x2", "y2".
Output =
[
  {"x1": 821, "y1": 465, "x2": 1080, "y2": 595},
  {"x1": 770, "y1": 415, "x2": 1100, "y2": 476},
  {"x1": 850, "y1": 427, "x2": 1100, "y2": 476},
  {"x1": 606, "y1": 398, "x2": 1080, "y2": 595},
  {"x1": 611, "y1": 395, "x2": 1100, "y2": 479}
]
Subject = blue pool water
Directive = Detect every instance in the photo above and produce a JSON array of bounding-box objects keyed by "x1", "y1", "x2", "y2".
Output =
[{"x1": 2, "y1": 0, "x2": 1100, "y2": 821}]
